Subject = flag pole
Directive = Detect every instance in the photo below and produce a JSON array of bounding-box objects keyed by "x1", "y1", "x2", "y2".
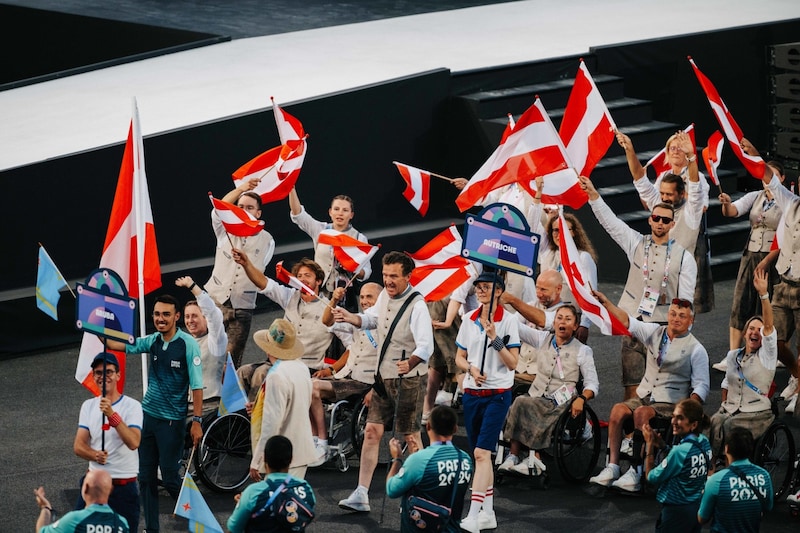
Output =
[
  {"x1": 392, "y1": 161, "x2": 456, "y2": 182},
  {"x1": 38, "y1": 242, "x2": 77, "y2": 299},
  {"x1": 252, "y1": 135, "x2": 308, "y2": 182},
  {"x1": 132, "y1": 98, "x2": 149, "y2": 394}
]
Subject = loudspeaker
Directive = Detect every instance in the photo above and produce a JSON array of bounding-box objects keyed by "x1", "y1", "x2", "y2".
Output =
[
  {"x1": 772, "y1": 73, "x2": 800, "y2": 101},
  {"x1": 771, "y1": 103, "x2": 800, "y2": 129},
  {"x1": 770, "y1": 42, "x2": 800, "y2": 72},
  {"x1": 771, "y1": 132, "x2": 800, "y2": 159}
]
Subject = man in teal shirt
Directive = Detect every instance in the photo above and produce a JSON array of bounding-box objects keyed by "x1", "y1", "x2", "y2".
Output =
[
  {"x1": 698, "y1": 427, "x2": 773, "y2": 532},
  {"x1": 386, "y1": 406, "x2": 473, "y2": 533},
  {"x1": 108, "y1": 294, "x2": 203, "y2": 533}
]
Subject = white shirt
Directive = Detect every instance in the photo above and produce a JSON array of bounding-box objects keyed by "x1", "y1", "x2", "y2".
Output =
[
  {"x1": 456, "y1": 305, "x2": 520, "y2": 390},
  {"x1": 358, "y1": 287, "x2": 433, "y2": 362},
  {"x1": 78, "y1": 395, "x2": 143, "y2": 478}
]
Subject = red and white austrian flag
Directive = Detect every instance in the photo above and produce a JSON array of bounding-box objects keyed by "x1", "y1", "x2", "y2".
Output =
[
  {"x1": 408, "y1": 226, "x2": 478, "y2": 302},
  {"x1": 208, "y1": 194, "x2": 264, "y2": 237},
  {"x1": 558, "y1": 212, "x2": 629, "y2": 336},
  {"x1": 317, "y1": 230, "x2": 378, "y2": 273},
  {"x1": 393, "y1": 161, "x2": 431, "y2": 216},
  {"x1": 275, "y1": 261, "x2": 317, "y2": 297},
  {"x1": 232, "y1": 137, "x2": 307, "y2": 204},
  {"x1": 271, "y1": 97, "x2": 305, "y2": 143},
  {"x1": 689, "y1": 57, "x2": 766, "y2": 179},
  {"x1": 702, "y1": 130, "x2": 724, "y2": 187},
  {"x1": 559, "y1": 60, "x2": 616, "y2": 178}
]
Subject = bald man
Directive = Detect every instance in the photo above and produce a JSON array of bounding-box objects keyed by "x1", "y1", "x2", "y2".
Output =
[{"x1": 35, "y1": 469, "x2": 129, "y2": 533}]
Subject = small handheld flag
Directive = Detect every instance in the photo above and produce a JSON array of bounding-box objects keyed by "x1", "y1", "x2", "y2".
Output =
[
  {"x1": 218, "y1": 354, "x2": 248, "y2": 416},
  {"x1": 36, "y1": 244, "x2": 70, "y2": 320}
]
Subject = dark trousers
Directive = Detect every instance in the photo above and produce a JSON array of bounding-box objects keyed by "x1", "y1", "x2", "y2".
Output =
[
  {"x1": 76, "y1": 474, "x2": 140, "y2": 532},
  {"x1": 140, "y1": 413, "x2": 185, "y2": 532}
]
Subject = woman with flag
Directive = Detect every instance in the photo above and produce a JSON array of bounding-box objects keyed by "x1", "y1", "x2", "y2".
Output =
[{"x1": 289, "y1": 187, "x2": 372, "y2": 311}]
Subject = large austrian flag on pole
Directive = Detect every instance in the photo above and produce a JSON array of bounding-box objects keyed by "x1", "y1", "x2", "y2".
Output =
[
  {"x1": 456, "y1": 97, "x2": 574, "y2": 211},
  {"x1": 409, "y1": 226, "x2": 478, "y2": 302},
  {"x1": 559, "y1": 59, "x2": 616, "y2": 178},
  {"x1": 232, "y1": 138, "x2": 307, "y2": 204},
  {"x1": 689, "y1": 57, "x2": 766, "y2": 179},
  {"x1": 76, "y1": 101, "x2": 161, "y2": 395},
  {"x1": 208, "y1": 194, "x2": 265, "y2": 237},
  {"x1": 557, "y1": 212, "x2": 629, "y2": 336},
  {"x1": 317, "y1": 230, "x2": 378, "y2": 273}
]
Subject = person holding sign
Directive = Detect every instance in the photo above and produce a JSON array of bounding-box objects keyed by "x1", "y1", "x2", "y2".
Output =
[{"x1": 454, "y1": 272, "x2": 520, "y2": 533}]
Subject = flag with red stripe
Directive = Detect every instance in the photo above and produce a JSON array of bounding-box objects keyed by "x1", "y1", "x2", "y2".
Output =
[
  {"x1": 456, "y1": 97, "x2": 581, "y2": 211},
  {"x1": 557, "y1": 212, "x2": 629, "y2": 336},
  {"x1": 393, "y1": 161, "x2": 431, "y2": 216},
  {"x1": 208, "y1": 194, "x2": 265, "y2": 237},
  {"x1": 275, "y1": 261, "x2": 318, "y2": 297},
  {"x1": 408, "y1": 226, "x2": 478, "y2": 302},
  {"x1": 644, "y1": 124, "x2": 696, "y2": 176},
  {"x1": 689, "y1": 57, "x2": 766, "y2": 179},
  {"x1": 317, "y1": 230, "x2": 379, "y2": 273},
  {"x1": 76, "y1": 101, "x2": 161, "y2": 395},
  {"x1": 232, "y1": 137, "x2": 307, "y2": 204},
  {"x1": 702, "y1": 130, "x2": 724, "y2": 187},
  {"x1": 559, "y1": 60, "x2": 616, "y2": 178},
  {"x1": 271, "y1": 96, "x2": 305, "y2": 143}
]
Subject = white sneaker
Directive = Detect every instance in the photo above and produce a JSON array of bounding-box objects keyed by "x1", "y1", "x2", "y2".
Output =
[
  {"x1": 620, "y1": 436, "x2": 634, "y2": 457},
  {"x1": 512, "y1": 455, "x2": 546, "y2": 476},
  {"x1": 581, "y1": 420, "x2": 594, "y2": 442},
  {"x1": 460, "y1": 516, "x2": 480, "y2": 533},
  {"x1": 478, "y1": 509, "x2": 497, "y2": 530},
  {"x1": 611, "y1": 466, "x2": 641, "y2": 492},
  {"x1": 435, "y1": 390, "x2": 454, "y2": 406},
  {"x1": 712, "y1": 358, "x2": 728, "y2": 372},
  {"x1": 781, "y1": 376, "x2": 798, "y2": 399},
  {"x1": 308, "y1": 442, "x2": 329, "y2": 467},
  {"x1": 589, "y1": 464, "x2": 620, "y2": 487},
  {"x1": 497, "y1": 455, "x2": 519, "y2": 473},
  {"x1": 787, "y1": 395, "x2": 797, "y2": 414},
  {"x1": 338, "y1": 487, "x2": 370, "y2": 512},
  {"x1": 787, "y1": 490, "x2": 800, "y2": 504}
]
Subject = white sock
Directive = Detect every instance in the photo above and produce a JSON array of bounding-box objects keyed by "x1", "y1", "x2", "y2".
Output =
[
  {"x1": 467, "y1": 491, "x2": 484, "y2": 519},
  {"x1": 483, "y1": 486, "x2": 494, "y2": 513},
  {"x1": 318, "y1": 439, "x2": 328, "y2": 447}
]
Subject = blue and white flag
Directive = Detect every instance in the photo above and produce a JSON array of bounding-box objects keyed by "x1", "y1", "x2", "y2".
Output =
[
  {"x1": 218, "y1": 353, "x2": 248, "y2": 416},
  {"x1": 174, "y1": 471, "x2": 223, "y2": 533},
  {"x1": 36, "y1": 244, "x2": 68, "y2": 320}
]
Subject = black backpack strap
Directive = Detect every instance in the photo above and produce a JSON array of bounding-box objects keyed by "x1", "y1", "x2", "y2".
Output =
[{"x1": 251, "y1": 475, "x2": 293, "y2": 519}]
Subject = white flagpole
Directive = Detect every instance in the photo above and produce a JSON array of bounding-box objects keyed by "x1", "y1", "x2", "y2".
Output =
[{"x1": 132, "y1": 97, "x2": 149, "y2": 394}]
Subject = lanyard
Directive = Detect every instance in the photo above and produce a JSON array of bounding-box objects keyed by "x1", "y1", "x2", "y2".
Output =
[
  {"x1": 551, "y1": 336, "x2": 565, "y2": 380},
  {"x1": 642, "y1": 236, "x2": 673, "y2": 290},
  {"x1": 657, "y1": 330, "x2": 669, "y2": 366},
  {"x1": 365, "y1": 330, "x2": 378, "y2": 348},
  {"x1": 735, "y1": 349, "x2": 768, "y2": 396}
]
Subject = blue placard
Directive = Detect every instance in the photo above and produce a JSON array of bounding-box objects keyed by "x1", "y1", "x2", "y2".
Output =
[
  {"x1": 75, "y1": 269, "x2": 137, "y2": 344},
  {"x1": 462, "y1": 203, "x2": 540, "y2": 277}
]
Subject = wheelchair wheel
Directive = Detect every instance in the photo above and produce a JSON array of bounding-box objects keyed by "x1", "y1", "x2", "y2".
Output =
[
  {"x1": 754, "y1": 421, "x2": 796, "y2": 500},
  {"x1": 329, "y1": 400, "x2": 357, "y2": 458},
  {"x1": 195, "y1": 412, "x2": 251, "y2": 493},
  {"x1": 554, "y1": 404, "x2": 601, "y2": 483}
]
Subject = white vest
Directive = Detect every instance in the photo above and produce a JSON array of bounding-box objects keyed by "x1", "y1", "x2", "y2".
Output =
[
  {"x1": 206, "y1": 231, "x2": 273, "y2": 309},
  {"x1": 775, "y1": 203, "x2": 800, "y2": 281},
  {"x1": 670, "y1": 205, "x2": 700, "y2": 254},
  {"x1": 377, "y1": 289, "x2": 426, "y2": 379},
  {"x1": 339, "y1": 329, "x2": 378, "y2": 384},
  {"x1": 189, "y1": 334, "x2": 225, "y2": 401},
  {"x1": 618, "y1": 237, "x2": 687, "y2": 323},
  {"x1": 723, "y1": 350, "x2": 773, "y2": 414},
  {"x1": 746, "y1": 191, "x2": 781, "y2": 253},
  {"x1": 637, "y1": 330, "x2": 700, "y2": 404},
  {"x1": 527, "y1": 335, "x2": 581, "y2": 398},
  {"x1": 284, "y1": 292, "x2": 333, "y2": 370}
]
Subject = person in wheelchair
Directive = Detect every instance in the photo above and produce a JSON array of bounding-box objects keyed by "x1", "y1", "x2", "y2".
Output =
[
  {"x1": 590, "y1": 292, "x2": 709, "y2": 492},
  {"x1": 709, "y1": 271, "x2": 777, "y2": 468},
  {"x1": 642, "y1": 398, "x2": 712, "y2": 533},
  {"x1": 498, "y1": 303, "x2": 598, "y2": 476},
  {"x1": 309, "y1": 282, "x2": 382, "y2": 466}
]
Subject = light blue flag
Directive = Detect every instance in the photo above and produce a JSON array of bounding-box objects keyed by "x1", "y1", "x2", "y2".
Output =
[
  {"x1": 174, "y1": 471, "x2": 224, "y2": 533},
  {"x1": 218, "y1": 353, "x2": 248, "y2": 416},
  {"x1": 36, "y1": 245, "x2": 68, "y2": 320}
]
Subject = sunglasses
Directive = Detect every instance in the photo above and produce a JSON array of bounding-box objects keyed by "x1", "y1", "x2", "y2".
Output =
[
  {"x1": 671, "y1": 298, "x2": 693, "y2": 309},
  {"x1": 651, "y1": 214, "x2": 673, "y2": 224}
]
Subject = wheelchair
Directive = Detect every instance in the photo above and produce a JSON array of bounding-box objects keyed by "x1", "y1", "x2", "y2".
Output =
[
  {"x1": 495, "y1": 392, "x2": 602, "y2": 486},
  {"x1": 316, "y1": 390, "x2": 369, "y2": 471},
  {"x1": 193, "y1": 409, "x2": 252, "y2": 493},
  {"x1": 751, "y1": 397, "x2": 796, "y2": 501}
]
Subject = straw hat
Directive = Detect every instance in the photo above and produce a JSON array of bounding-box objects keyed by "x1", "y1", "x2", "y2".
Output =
[{"x1": 253, "y1": 318, "x2": 304, "y2": 360}]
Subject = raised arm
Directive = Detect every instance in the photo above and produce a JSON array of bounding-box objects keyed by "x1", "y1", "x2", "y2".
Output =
[
  {"x1": 321, "y1": 287, "x2": 346, "y2": 327},
  {"x1": 289, "y1": 187, "x2": 302, "y2": 216},
  {"x1": 592, "y1": 289, "x2": 631, "y2": 329},
  {"x1": 674, "y1": 131, "x2": 699, "y2": 182},
  {"x1": 616, "y1": 131, "x2": 646, "y2": 180},
  {"x1": 754, "y1": 269, "x2": 774, "y2": 336},
  {"x1": 499, "y1": 292, "x2": 546, "y2": 328},
  {"x1": 222, "y1": 177, "x2": 259, "y2": 204}
]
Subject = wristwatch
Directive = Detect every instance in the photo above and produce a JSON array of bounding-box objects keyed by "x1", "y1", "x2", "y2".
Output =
[{"x1": 191, "y1": 416, "x2": 203, "y2": 424}]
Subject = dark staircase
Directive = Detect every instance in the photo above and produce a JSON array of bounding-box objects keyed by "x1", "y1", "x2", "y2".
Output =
[{"x1": 448, "y1": 55, "x2": 749, "y2": 283}]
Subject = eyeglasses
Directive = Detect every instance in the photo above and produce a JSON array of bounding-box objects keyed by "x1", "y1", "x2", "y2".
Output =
[
  {"x1": 474, "y1": 283, "x2": 494, "y2": 292},
  {"x1": 668, "y1": 146, "x2": 684, "y2": 153},
  {"x1": 671, "y1": 298, "x2": 693, "y2": 309},
  {"x1": 651, "y1": 214, "x2": 673, "y2": 224},
  {"x1": 92, "y1": 369, "x2": 117, "y2": 377}
]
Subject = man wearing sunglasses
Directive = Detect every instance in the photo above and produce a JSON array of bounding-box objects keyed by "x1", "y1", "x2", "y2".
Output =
[
  {"x1": 581, "y1": 176, "x2": 697, "y2": 402},
  {"x1": 590, "y1": 293, "x2": 709, "y2": 492}
]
